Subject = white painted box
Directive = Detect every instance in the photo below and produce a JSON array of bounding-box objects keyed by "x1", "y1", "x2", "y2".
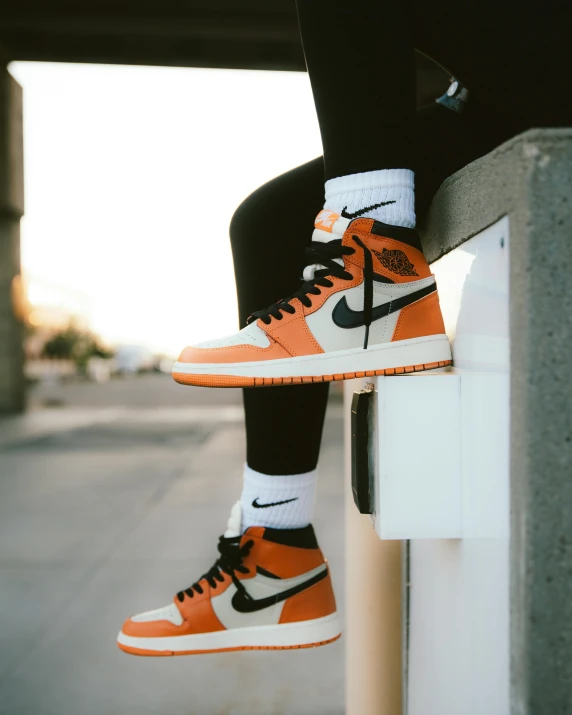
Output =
[{"x1": 371, "y1": 369, "x2": 509, "y2": 539}]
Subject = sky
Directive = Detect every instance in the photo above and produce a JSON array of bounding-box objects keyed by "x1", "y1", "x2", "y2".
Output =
[{"x1": 9, "y1": 62, "x2": 323, "y2": 356}]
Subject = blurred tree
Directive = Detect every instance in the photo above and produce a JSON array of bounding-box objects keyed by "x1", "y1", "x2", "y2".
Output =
[{"x1": 42, "y1": 326, "x2": 113, "y2": 372}]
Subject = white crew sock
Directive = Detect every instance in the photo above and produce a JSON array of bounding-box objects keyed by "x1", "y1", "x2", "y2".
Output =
[
  {"x1": 240, "y1": 464, "x2": 317, "y2": 532},
  {"x1": 324, "y1": 168, "x2": 415, "y2": 228}
]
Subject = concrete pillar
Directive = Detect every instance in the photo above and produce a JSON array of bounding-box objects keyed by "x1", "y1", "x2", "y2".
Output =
[
  {"x1": 344, "y1": 381, "x2": 403, "y2": 715},
  {"x1": 0, "y1": 66, "x2": 25, "y2": 413},
  {"x1": 509, "y1": 132, "x2": 572, "y2": 715}
]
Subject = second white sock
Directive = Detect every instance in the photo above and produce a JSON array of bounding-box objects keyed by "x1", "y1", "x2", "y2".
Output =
[
  {"x1": 240, "y1": 464, "x2": 317, "y2": 532},
  {"x1": 324, "y1": 168, "x2": 415, "y2": 228}
]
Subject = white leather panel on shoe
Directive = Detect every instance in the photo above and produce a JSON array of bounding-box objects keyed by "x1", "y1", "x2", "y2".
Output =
[
  {"x1": 196, "y1": 323, "x2": 270, "y2": 349},
  {"x1": 211, "y1": 564, "x2": 328, "y2": 630},
  {"x1": 306, "y1": 276, "x2": 436, "y2": 353},
  {"x1": 131, "y1": 603, "x2": 183, "y2": 626}
]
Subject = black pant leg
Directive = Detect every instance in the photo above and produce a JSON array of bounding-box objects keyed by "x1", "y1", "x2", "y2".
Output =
[
  {"x1": 297, "y1": 0, "x2": 572, "y2": 191},
  {"x1": 296, "y1": 0, "x2": 416, "y2": 179},
  {"x1": 230, "y1": 158, "x2": 330, "y2": 476},
  {"x1": 229, "y1": 109, "x2": 482, "y2": 476}
]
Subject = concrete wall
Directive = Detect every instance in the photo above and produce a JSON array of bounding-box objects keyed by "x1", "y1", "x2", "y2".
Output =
[
  {"x1": 0, "y1": 67, "x2": 25, "y2": 413},
  {"x1": 345, "y1": 129, "x2": 572, "y2": 715}
]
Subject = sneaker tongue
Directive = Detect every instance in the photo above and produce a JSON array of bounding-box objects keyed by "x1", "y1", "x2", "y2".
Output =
[
  {"x1": 223, "y1": 500, "x2": 242, "y2": 538},
  {"x1": 312, "y1": 210, "x2": 350, "y2": 243},
  {"x1": 302, "y1": 210, "x2": 351, "y2": 281}
]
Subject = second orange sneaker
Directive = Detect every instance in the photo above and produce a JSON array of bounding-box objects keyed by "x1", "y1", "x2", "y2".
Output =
[
  {"x1": 117, "y1": 504, "x2": 340, "y2": 655},
  {"x1": 173, "y1": 212, "x2": 451, "y2": 388}
]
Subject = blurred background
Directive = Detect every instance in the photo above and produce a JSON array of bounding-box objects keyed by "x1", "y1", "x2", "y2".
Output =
[
  {"x1": 0, "y1": 4, "x2": 448, "y2": 714},
  {"x1": 14, "y1": 61, "x2": 323, "y2": 379}
]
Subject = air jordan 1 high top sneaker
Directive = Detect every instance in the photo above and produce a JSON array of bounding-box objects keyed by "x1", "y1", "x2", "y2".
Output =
[
  {"x1": 117, "y1": 504, "x2": 340, "y2": 655},
  {"x1": 173, "y1": 211, "x2": 452, "y2": 388}
]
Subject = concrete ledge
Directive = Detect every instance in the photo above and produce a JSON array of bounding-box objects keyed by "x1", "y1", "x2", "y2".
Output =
[{"x1": 420, "y1": 128, "x2": 572, "y2": 263}]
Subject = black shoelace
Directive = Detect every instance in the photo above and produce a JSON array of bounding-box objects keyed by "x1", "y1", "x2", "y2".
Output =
[
  {"x1": 176, "y1": 535, "x2": 254, "y2": 602},
  {"x1": 250, "y1": 236, "x2": 375, "y2": 349}
]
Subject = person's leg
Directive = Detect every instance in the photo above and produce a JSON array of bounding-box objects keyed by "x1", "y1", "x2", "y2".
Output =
[
  {"x1": 120, "y1": 162, "x2": 343, "y2": 651},
  {"x1": 296, "y1": 0, "x2": 415, "y2": 181},
  {"x1": 229, "y1": 159, "x2": 330, "y2": 530},
  {"x1": 172, "y1": 0, "x2": 452, "y2": 389},
  {"x1": 119, "y1": 158, "x2": 343, "y2": 655},
  {"x1": 120, "y1": 164, "x2": 343, "y2": 649},
  {"x1": 296, "y1": 0, "x2": 417, "y2": 229},
  {"x1": 230, "y1": 159, "x2": 329, "y2": 477}
]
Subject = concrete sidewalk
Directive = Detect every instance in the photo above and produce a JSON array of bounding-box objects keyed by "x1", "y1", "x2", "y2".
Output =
[{"x1": 0, "y1": 375, "x2": 344, "y2": 715}]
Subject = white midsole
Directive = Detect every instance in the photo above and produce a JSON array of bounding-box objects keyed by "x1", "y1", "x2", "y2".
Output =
[
  {"x1": 173, "y1": 335, "x2": 451, "y2": 378},
  {"x1": 117, "y1": 612, "x2": 341, "y2": 652}
]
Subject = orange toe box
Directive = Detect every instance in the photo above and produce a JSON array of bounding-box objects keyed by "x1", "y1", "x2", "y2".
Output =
[
  {"x1": 177, "y1": 340, "x2": 290, "y2": 365},
  {"x1": 121, "y1": 617, "x2": 182, "y2": 639}
]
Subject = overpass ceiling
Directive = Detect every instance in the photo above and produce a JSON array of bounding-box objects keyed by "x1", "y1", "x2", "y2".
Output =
[
  {"x1": 0, "y1": 1, "x2": 448, "y2": 102},
  {"x1": 0, "y1": 1, "x2": 305, "y2": 71}
]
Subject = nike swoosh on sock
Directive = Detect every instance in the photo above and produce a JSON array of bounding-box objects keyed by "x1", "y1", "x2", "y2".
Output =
[
  {"x1": 341, "y1": 201, "x2": 396, "y2": 219},
  {"x1": 252, "y1": 497, "x2": 299, "y2": 509}
]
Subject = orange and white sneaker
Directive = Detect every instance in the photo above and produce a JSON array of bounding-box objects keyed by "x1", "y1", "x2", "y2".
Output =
[
  {"x1": 117, "y1": 504, "x2": 340, "y2": 655},
  {"x1": 172, "y1": 211, "x2": 451, "y2": 388}
]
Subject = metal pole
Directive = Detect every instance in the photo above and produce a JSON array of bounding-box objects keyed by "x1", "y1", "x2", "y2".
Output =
[{"x1": 344, "y1": 381, "x2": 403, "y2": 715}]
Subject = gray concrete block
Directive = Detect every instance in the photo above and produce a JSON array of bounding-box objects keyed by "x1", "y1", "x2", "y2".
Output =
[{"x1": 420, "y1": 128, "x2": 572, "y2": 264}]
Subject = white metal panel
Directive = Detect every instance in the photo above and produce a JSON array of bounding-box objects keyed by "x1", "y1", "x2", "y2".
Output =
[
  {"x1": 460, "y1": 373, "x2": 509, "y2": 539},
  {"x1": 375, "y1": 373, "x2": 462, "y2": 539},
  {"x1": 372, "y1": 370, "x2": 509, "y2": 541},
  {"x1": 435, "y1": 215, "x2": 510, "y2": 372},
  {"x1": 407, "y1": 538, "x2": 509, "y2": 715}
]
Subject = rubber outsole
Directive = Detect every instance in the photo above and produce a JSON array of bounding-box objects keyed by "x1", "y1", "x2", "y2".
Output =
[
  {"x1": 172, "y1": 360, "x2": 452, "y2": 388},
  {"x1": 117, "y1": 632, "x2": 341, "y2": 657}
]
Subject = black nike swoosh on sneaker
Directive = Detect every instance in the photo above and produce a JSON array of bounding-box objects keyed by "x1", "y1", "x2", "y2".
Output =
[
  {"x1": 252, "y1": 497, "x2": 298, "y2": 509},
  {"x1": 341, "y1": 201, "x2": 396, "y2": 219},
  {"x1": 231, "y1": 567, "x2": 328, "y2": 613},
  {"x1": 332, "y1": 283, "x2": 436, "y2": 329}
]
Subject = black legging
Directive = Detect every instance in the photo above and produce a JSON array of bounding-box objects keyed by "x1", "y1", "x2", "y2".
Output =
[
  {"x1": 231, "y1": 0, "x2": 572, "y2": 476},
  {"x1": 299, "y1": 0, "x2": 572, "y2": 179}
]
